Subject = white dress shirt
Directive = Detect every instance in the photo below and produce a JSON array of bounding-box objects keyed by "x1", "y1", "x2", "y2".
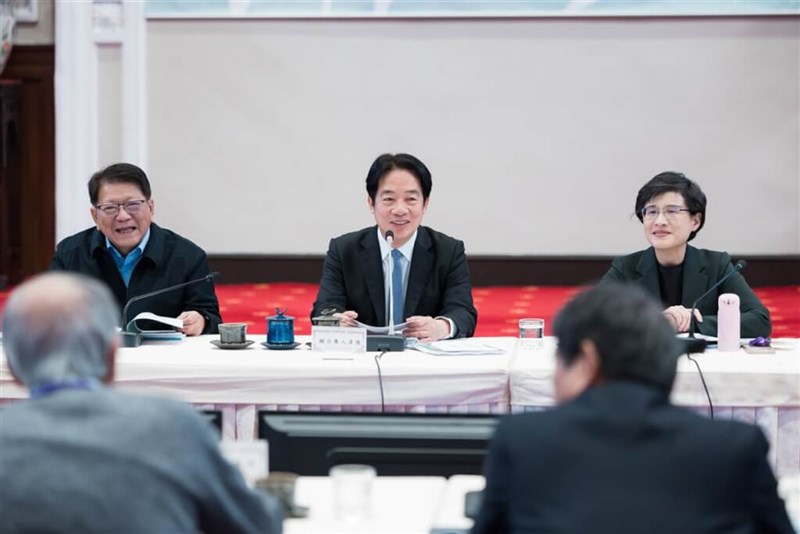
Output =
[{"x1": 375, "y1": 227, "x2": 456, "y2": 339}]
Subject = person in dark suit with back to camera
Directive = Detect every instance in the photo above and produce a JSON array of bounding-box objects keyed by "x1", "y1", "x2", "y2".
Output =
[
  {"x1": 473, "y1": 282, "x2": 793, "y2": 534},
  {"x1": 0, "y1": 272, "x2": 282, "y2": 533},
  {"x1": 602, "y1": 171, "x2": 770, "y2": 338},
  {"x1": 51, "y1": 162, "x2": 221, "y2": 335},
  {"x1": 311, "y1": 153, "x2": 477, "y2": 341}
]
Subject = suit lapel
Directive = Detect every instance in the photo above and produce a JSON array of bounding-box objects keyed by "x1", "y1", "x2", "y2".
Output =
[
  {"x1": 360, "y1": 229, "x2": 386, "y2": 325},
  {"x1": 405, "y1": 228, "x2": 433, "y2": 318},
  {"x1": 635, "y1": 248, "x2": 661, "y2": 300},
  {"x1": 681, "y1": 245, "x2": 708, "y2": 307}
]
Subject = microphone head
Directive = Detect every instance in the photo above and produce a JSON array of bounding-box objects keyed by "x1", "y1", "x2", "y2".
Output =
[
  {"x1": 207, "y1": 272, "x2": 220, "y2": 281},
  {"x1": 734, "y1": 260, "x2": 747, "y2": 271},
  {"x1": 384, "y1": 230, "x2": 395, "y2": 242}
]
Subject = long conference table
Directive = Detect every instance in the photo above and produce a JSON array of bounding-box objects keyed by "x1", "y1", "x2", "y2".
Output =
[
  {"x1": 283, "y1": 474, "x2": 486, "y2": 533},
  {"x1": 1, "y1": 336, "x2": 798, "y2": 476}
]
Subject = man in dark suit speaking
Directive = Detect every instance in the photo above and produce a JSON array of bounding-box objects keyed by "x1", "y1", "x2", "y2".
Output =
[
  {"x1": 473, "y1": 283, "x2": 793, "y2": 534},
  {"x1": 51, "y1": 163, "x2": 221, "y2": 335},
  {"x1": 311, "y1": 153, "x2": 477, "y2": 341}
]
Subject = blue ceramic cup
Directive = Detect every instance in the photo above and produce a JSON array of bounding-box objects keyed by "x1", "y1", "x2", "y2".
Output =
[{"x1": 267, "y1": 309, "x2": 294, "y2": 345}]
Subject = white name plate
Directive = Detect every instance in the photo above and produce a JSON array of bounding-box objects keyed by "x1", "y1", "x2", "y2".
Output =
[{"x1": 312, "y1": 325, "x2": 367, "y2": 353}]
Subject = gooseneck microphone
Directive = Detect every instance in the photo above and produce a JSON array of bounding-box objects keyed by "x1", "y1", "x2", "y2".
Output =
[
  {"x1": 688, "y1": 260, "x2": 747, "y2": 340},
  {"x1": 120, "y1": 271, "x2": 220, "y2": 348},
  {"x1": 385, "y1": 230, "x2": 396, "y2": 335},
  {"x1": 365, "y1": 230, "x2": 404, "y2": 352}
]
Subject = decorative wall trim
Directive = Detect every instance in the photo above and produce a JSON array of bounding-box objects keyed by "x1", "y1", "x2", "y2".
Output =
[
  {"x1": 55, "y1": 1, "x2": 98, "y2": 241},
  {"x1": 55, "y1": 0, "x2": 148, "y2": 242},
  {"x1": 208, "y1": 255, "x2": 800, "y2": 287},
  {"x1": 143, "y1": 0, "x2": 800, "y2": 19},
  {"x1": 13, "y1": 0, "x2": 39, "y2": 23},
  {"x1": 121, "y1": 1, "x2": 147, "y2": 166}
]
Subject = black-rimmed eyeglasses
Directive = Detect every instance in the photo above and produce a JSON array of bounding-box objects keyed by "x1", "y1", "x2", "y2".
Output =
[
  {"x1": 94, "y1": 199, "x2": 148, "y2": 217},
  {"x1": 641, "y1": 205, "x2": 690, "y2": 220}
]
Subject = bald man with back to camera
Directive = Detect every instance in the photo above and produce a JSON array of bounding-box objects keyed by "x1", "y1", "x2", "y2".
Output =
[
  {"x1": 473, "y1": 283, "x2": 793, "y2": 534},
  {"x1": 0, "y1": 272, "x2": 282, "y2": 533}
]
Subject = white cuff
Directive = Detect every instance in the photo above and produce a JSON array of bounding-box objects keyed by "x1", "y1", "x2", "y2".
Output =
[{"x1": 435, "y1": 316, "x2": 457, "y2": 339}]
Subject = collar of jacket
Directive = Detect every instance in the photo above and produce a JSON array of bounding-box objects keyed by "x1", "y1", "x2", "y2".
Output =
[{"x1": 90, "y1": 223, "x2": 167, "y2": 269}]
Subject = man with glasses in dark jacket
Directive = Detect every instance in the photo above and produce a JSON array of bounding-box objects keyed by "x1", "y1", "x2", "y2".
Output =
[{"x1": 51, "y1": 163, "x2": 221, "y2": 335}]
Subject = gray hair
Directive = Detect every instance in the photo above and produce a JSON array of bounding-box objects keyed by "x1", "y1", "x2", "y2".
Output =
[{"x1": 2, "y1": 272, "x2": 119, "y2": 389}]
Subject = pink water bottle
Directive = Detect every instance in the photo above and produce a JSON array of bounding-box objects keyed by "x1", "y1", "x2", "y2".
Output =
[{"x1": 717, "y1": 293, "x2": 741, "y2": 352}]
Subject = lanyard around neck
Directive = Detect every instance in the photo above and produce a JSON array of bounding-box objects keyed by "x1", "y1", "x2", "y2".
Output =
[{"x1": 30, "y1": 378, "x2": 100, "y2": 399}]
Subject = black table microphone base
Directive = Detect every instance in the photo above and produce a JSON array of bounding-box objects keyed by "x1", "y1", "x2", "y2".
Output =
[
  {"x1": 367, "y1": 335, "x2": 405, "y2": 352},
  {"x1": 680, "y1": 337, "x2": 707, "y2": 355},
  {"x1": 120, "y1": 332, "x2": 142, "y2": 348}
]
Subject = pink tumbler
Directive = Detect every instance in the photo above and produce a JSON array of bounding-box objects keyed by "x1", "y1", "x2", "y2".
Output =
[{"x1": 717, "y1": 293, "x2": 741, "y2": 352}]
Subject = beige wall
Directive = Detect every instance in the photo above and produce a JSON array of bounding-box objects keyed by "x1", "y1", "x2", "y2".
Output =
[
  {"x1": 145, "y1": 17, "x2": 800, "y2": 256},
  {"x1": 14, "y1": 0, "x2": 54, "y2": 45},
  {"x1": 98, "y1": 45, "x2": 122, "y2": 167}
]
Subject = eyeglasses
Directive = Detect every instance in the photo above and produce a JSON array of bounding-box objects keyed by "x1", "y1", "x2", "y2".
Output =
[
  {"x1": 641, "y1": 205, "x2": 691, "y2": 220},
  {"x1": 95, "y1": 199, "x2": 148, "y2": 217}
]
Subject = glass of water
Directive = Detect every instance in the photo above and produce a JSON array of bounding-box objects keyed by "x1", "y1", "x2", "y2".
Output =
[
  {"x1": 519, "y1": 318, "x2": 545, "y2": 349},
  {"x1": 330, "y1": 464, "x2": 376, "y2": 523}
]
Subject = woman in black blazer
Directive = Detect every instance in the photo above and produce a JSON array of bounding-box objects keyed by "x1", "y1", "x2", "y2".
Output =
[{"x1": 602, "y1": 172, "x2": 771, "y2": 338}]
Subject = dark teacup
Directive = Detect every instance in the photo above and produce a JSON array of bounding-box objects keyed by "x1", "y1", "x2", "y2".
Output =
[
  {"x1": 256, "y1": 472, "x2": 307, "y2": 517},
  {"x1": 218, "y1": 323, "x2": 247, "y2": 344}
]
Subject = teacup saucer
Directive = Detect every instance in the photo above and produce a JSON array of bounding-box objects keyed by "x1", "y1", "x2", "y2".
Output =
[
  {"x1": 287, "y1": 504, "x2": 310, "y2": 518},
  {"x1": 261, "y1": 341, "x2": 301, "y2": 350},
  {"x1": 210, "y1": 339, "x2": 255, "y2": 350}
]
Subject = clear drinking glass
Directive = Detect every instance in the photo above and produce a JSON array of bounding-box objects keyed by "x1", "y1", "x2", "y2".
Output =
[
  {"x1": 519, "y1": 318, "x2": 545, "y2": 349},
  {"x1": 330, "y1": 464, "x2": 376, "y2": 523}
]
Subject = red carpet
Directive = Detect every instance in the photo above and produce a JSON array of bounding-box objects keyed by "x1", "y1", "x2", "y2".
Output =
[
  {"x1": 1, "y1": 284, "x2": 798, "y2": 337},
  {"x1": 216, "y1": 284, "x2": 800, "y2": 337}
]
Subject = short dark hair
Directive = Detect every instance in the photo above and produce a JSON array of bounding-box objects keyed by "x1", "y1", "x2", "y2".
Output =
[
  {"x1": 553, "y1": 283, "x2": 679, "y2": 392},
  {"x1": 365, "y1": 153, "x2": 432, "y2": 202},
  {"x1": 88, "y1": 163, "x2": 152, "y2": 205},
  {"x1": 635, "y1": 171, "x2": 706, "y2": 241}
]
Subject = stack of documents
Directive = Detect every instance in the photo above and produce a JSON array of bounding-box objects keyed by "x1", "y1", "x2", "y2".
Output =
[
  {"x1": 127, "y1": 312, "x2": 185, "y2": 341},
  {"x1": 410, "y1": 338, "x2": 505, "y2": 356}
]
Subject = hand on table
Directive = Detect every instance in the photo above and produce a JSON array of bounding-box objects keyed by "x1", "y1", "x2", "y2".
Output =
[
  {"x1": 177, "y1": 311, "x2": 206, "y2": 336},
  {"x1": 333, "y1": 311, "x2": 359, "y2": 327},
  {"x1": 663, "y1": 306, "x2": 702, "y2": 333},
  {"x1": 403, "y1": 316, "x2": 450, "y2": 343}
]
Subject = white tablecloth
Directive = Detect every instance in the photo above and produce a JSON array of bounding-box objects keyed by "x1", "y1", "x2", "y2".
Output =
[
  {"x1": 0, "y1": 336, "x2": 514, "y2": 440},
  {"x1": 431, "y1": 475, "x2": 485, "y2": 533},
  {"x1": 286, "y1": 476, "x2": 447, "y2": 534},
  {"x1": 509, "y1": 338, "x2": 800, "y2": 476},
  {"x1": 2, "y1": 335, "x2": 797, "y2": 474}
]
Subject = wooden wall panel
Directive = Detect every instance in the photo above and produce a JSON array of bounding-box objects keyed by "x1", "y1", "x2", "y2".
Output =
[{"x1": 0, "y1": 45, "x2": 55, "y2": 286}]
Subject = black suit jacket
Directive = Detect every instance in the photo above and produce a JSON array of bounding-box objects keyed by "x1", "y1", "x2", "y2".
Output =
[
  {"x1": 601, "y1": 246, "x2": 771, "y2": 338},
  {"x1": 311, "y1": 226, "x2": 477, "y2": 337},
  {"x1": 51, "y1": 223, "x2": 221, "y2": 334},
  {"x1": 473, "y1": 382, "x2": 794, "y2": 534}
]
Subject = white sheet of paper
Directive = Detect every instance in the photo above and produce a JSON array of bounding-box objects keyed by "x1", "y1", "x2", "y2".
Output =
[
  {"x1": 410, "y1": 338, "x2": 505, "y2": 356},
  {"x1": 127, "y1": 312, "x2": 184, "y2": 332},
  {"x1": 354, "y1": 320, "x2": 408, "y2": 334}
]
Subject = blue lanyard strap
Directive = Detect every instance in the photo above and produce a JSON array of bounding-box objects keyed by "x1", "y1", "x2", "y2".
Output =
[{"x1": 30, "y1": 378, "x2": 100, "y2": 399}]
